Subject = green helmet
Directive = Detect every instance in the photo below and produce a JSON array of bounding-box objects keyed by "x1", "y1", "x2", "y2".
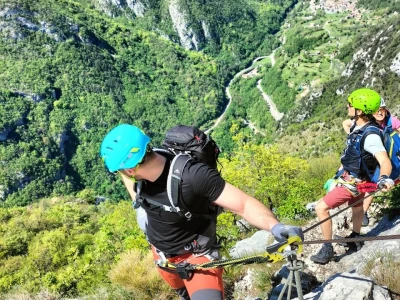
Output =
[{"x1": 347, "y1": 88, "x2": 381, "y2": 114}]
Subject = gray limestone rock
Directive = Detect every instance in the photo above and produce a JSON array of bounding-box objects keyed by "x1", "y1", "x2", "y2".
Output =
[
  {"x1": 291, "y1": 272, "x2": 392, "y2": 300},
  {"x1": 230, "y1": 230, "x2": 274, "y2": 259}
]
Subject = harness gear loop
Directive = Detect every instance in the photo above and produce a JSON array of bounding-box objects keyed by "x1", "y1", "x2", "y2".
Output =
[{"x1": 155, "y1": 250, "x2": 169, "y2": 268}]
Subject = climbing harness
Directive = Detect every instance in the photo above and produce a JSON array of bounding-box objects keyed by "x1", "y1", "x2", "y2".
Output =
[{"x1": 155, "y1": 236, "x2": 303, "y2": 278}]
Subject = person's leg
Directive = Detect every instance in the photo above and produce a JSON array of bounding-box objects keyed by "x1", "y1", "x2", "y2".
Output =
[
  {"x1": 316, "y1": 186, "x2": 356, "y2": 239},
  {"x1": 348, "y1": 192, "x2": 366, "y2": 233},
  {"x1": 311, "y1": 186, "x2": 356, "y2": 264},
  {"x1": 362, "y1": 193, "x2": 373, "y2": 226},
  {"x1": 352, "y1": 205, "x2": 364, "y2": 234},
  {"x1": 151, "y1": 247, "x2": 189, "y2": 299},
  {"x1": 315, "y1": 198, "x2": 332, "y2": 240},
  {"x1": 311, "y1": 197, "x2": 334, "y2": 264},
  {"x1": 345, "y1": 193, "x2": 366, "y2": 250},
  {"x1": 362, "y1": 193, "x2": 373, "y2": 213},
  {"x1": 182, "y1": 252, "x2": 224, "y2": 300}
]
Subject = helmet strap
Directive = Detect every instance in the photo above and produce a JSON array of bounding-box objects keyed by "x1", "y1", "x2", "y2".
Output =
[{"x1": 351, "y1": 110, "x2": 362, "y2": 120}]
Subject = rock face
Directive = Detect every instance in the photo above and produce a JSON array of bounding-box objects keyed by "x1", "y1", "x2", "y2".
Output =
[
  {"x1": 168, "y1": 0, "x2": 205, "y2": 50},
  {"x1": 230, "y1": 230, "x2": 274, "y2": 258},
  {"x1": 92, "y1": 0, "x2": 148, "y2": 17},
  {"x1": 293, "y1": 211, "x2": 399, "y2": 300},
  {"x1": 296, "y1": 272, "x2": 392, "y2": 300},
  {"x1": 0, "y1": 7, "x2": 65, "y2": 41},
  {"x1": 234, "y1": 269, "x2": 257, "y2": 300},
  {"x1": 127, "y1": 0, "x2": 146, "y2": 17},
  {"x1": 0, "y1": 6, "x2": 89, "y2": 43},
  {"x1": 91, "y1": 0, "x2": 209, "y2": 50},
  {"x1": 341, "y1": 24, "x2": 399, "y2": 85},
  {"x1": 389, "y1": 51, "x2": 400, "y2": 76},
  {"x1": 232, "y1": 210, "x2": 400, "y2": 299}
]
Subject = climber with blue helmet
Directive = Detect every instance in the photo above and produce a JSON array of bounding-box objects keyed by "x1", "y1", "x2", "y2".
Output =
[
  {"x1": 100, "y1": 124, "x2": 304, "y2": 300},
  {"x1": 101, "y1": 124, "x2": 151, "y2": 177},
  {"x1": 310, "y1": 88, "x2": 394, "y2": 265}
]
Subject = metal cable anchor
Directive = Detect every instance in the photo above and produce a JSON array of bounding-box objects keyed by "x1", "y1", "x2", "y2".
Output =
[{"x1": 277, "y1": 251, "x2": 304, "y2": 300}]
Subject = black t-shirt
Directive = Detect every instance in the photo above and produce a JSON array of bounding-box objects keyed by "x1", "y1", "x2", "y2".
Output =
[{"x1": 140, "y1": 157, "x2": 226, "y2": 254}]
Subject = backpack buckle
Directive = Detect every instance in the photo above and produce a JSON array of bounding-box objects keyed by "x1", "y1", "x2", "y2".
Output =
[{"x1": 184, "y1": 211, "x2": 192, "y2": 220}]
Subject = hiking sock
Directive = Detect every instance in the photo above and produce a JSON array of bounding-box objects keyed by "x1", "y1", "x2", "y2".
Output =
[{"x1": 350, "y1": 231, "x2": 360, "y2": 238}]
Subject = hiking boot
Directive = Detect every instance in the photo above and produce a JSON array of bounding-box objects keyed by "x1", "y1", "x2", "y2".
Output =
[
  {"x1": 362, "y1": 212, "x2": 369, "y2": 227},
  {"x1": 334, "y1": 232, "x2": 363, "y2": 251},
  {"x1": 310, "y1": 243, "x2": 334, "y2": 264}
]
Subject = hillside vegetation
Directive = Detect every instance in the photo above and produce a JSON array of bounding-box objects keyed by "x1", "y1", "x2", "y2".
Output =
[
  {"x1": 215, "y1": 0, "x2": 384, "y2": 150},
  {"x1": 0, "y1": 138, "x2": 336, "y2": 298},
  {"x1": 0, "y1": 0, "x2": 295, "y2": 205},
  {"x1": 2, "y1": 0, "x2": 400, "y2": 298}
]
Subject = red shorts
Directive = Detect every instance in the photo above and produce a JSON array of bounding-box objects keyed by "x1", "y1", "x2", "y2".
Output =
[
  {"x1": 152, "y1": 246, "x2": 224, "y2": 299},
  {"x1": 323, "y1": 186, "x2": 365, "y2": 209}
]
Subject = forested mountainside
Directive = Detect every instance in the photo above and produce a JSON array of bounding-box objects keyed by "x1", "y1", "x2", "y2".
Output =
[
  {"x1": 0, "y1": 0, "x2": 295, "y2": 205},
  {"x1": 216, "y1": 0, "x2": 400, "y2": 160},
  {"x1": 0, "y1": 0, "x2": 399, "y2": 206},
  {"x1": 277, "y1": 11, "x2": 400, "y2": 158},
  {"x1": 2, "y1": 0, "x2": 400, "y2": 299}
]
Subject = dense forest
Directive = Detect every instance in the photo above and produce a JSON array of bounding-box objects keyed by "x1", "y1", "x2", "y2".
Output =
[{"x1": 0, "y1": 0, "x2": 296, "y2": 205}]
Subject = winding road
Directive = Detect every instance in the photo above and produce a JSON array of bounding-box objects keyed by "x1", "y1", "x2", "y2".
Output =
[{"x1": 205, "y1": 45, "x2": 284, "y2": 134}]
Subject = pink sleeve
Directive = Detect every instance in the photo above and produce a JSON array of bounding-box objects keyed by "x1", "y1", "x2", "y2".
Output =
[{"x1": 390, "y1": 116, "x2": 400, "y2": 130}]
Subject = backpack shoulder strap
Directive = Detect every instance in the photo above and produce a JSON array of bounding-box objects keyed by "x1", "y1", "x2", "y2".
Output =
[
  {"x1": 167, "y1": 153, "x2": 193, "y2": 220},
  {"x1": 133, "y1": 181, "x2": 142, "y2": 209},
  {"x1": 359, "y1": 125, "x2": 383, "y2": 150},
  {"x1": 359, "y1": 125, "x2": 384, "y2": 181},
  {"x1": 351, "y1": 124, "x2": 372, "y2": 153},
  {"x1": 134, "y1": 180, "x2": 177, "y2": 212},
  {"x1": 134, "y1": 152, "x2": 217, "y2": 221}
]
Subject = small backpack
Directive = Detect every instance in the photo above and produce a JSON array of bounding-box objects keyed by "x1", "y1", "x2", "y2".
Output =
[
  {"x1": 357, "y1": 120, "x2": 400, "y2": 182},
  {"x1": 134, "y1": 125, "x2": 221, "y2": 220}
]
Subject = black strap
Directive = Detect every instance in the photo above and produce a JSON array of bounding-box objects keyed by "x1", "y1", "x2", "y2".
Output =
[
  {"x1": 169, "y1": 154, "x2": 193, "y2": 219},
  {"x1": 359, "y1": 125, "x2": 383, "y2": 181},
  {"x1": 133, "y1": 153, "x2": 219, "y2": 221}
]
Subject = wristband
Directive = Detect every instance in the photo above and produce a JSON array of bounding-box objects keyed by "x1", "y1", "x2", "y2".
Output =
[{"x1": 378, "y1": 175, "x2": 389, "y2": 181}]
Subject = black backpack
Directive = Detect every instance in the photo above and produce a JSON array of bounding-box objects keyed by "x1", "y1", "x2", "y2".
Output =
[{"x1": 134, "y1": 125, "x2": 221, "y2": 220}]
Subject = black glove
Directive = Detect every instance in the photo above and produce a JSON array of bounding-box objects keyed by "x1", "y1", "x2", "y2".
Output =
[
  {"x1": 271, "y1": 223, "x2": 304, "y2": 242},
  {"x1": 377, "y1": 175, "x2": 394, "y2": 190}
]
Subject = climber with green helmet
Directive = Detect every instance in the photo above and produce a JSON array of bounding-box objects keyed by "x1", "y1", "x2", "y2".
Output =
[
  {"x1": 100, "y1": 124, "x2": 304, "y2": 300},
  {"x1": 342, "y1": 97, "x2": 400, "y2": 226},
  {"x1": 310, "y1": 88, "x2": 394, "y2": 265}
]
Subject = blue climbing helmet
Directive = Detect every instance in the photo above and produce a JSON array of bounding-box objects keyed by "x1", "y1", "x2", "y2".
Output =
[{"x1": 100, "y1": 124, "x2": 151, "y2": 172}]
